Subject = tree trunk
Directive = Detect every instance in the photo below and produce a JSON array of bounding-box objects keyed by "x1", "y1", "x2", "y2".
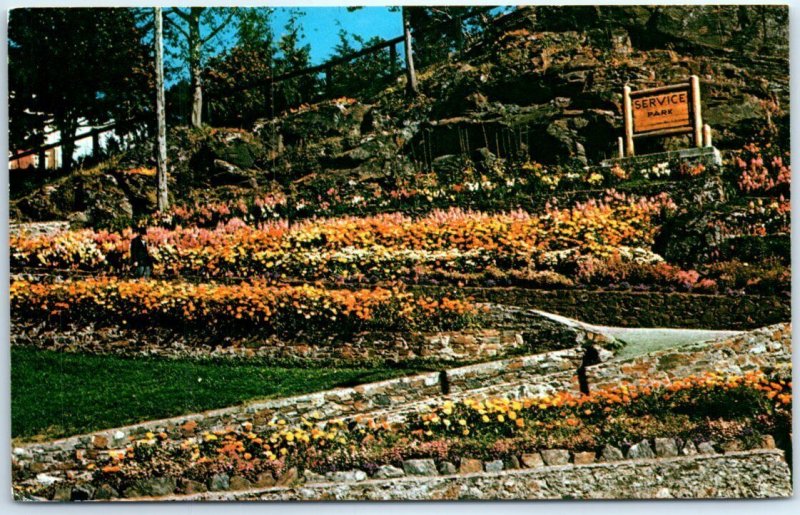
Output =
[
  {"x1": 189, "y1": 8, "x2": 203, "y2": 128},
  {"x1": 58, "y1": 116, "x2": 77, "y2": 173},
  {"x1": 454, "y1": 13, "x2": 464, "y2": 53},
  {"x1": 402, "y1": 8, "x2": 418, "y2": 96},
  {"x1": 154, "y1": 7, "x2": 169, "y2": 210},
  {"x1": 37, "y1": 119, "x2": 47, "y2": 171}
]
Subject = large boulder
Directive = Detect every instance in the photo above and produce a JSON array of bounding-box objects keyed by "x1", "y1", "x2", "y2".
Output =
[{"x1": 14, "y1": 170, "x2": 133, "y2": 227}]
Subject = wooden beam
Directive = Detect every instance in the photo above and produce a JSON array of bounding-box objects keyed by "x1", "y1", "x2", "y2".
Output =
[
  {"x1": 629, "y1": 82, "x2": 691, "y2": 97},
  {"x1": 9, "y1": 124, "x2": 117, "y2": 161},
  {"x1": 632, "y1": 126, "x2": 693, "y2": 139},
  {"x1": 691, "y1": 75, "x2": 703, "y2": 148},
  {"x1": 703, "y1": 123, "x2": 712, "y2": 147},
  {"x1": 390, "y1": 43, "x2": 398, "y2": 76},
  {"x1": 623, "y1": 85, "x2": 635, "y2": 156},
  {"x1": 325, "y1": 65, "x2": 333, "y2": 97}
]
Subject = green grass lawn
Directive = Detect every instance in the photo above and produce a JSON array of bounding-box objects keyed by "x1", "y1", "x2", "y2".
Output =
[{"x1": 11, "y1": 346, "x2": 421, "y2": 442}]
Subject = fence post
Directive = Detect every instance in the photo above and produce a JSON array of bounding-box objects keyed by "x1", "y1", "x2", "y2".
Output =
[
  {"x1": 690, "y1": 75, "x2": 703, "y2": 148},
  {"x1": 623, "y1": 84, "x2": 635, "y2": 157},
  {"x1": 325, "y1": 65, "x2": 333, "y2": 97},
  {"x1": 390, "y1": 43, "x2": 398, "y2": 77},
  {"x1": 92, "y1": 131, "x2": 100, "y2": 158}
]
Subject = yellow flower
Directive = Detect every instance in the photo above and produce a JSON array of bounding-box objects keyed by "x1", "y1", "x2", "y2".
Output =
[
  {"x1": 482, "y1": 415, "x2": 490, "y2": 423},
  {"x1": 497, "y1": 415, "x2": 505, "y2": 423}
]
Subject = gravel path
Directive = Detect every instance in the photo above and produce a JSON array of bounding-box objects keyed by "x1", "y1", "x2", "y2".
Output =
[{"x1": 531, "y1": 310, "x2": 743, "y2": 359}]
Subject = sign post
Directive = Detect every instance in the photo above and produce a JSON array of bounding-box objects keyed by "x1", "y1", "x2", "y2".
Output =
[
  {"x1": 622, "y1": 75, "x2": 704, "y2": 156},
  {"x1": 623, "y1": 85, "x2": 635, "y2": 156},
  {"x1": 691, "y1": 75, "x2": 702, "y2": 148}
]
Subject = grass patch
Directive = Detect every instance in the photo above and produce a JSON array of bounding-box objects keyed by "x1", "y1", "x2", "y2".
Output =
[{"x1": 11, "y1": 346, "x2": 421, "y2": 441}]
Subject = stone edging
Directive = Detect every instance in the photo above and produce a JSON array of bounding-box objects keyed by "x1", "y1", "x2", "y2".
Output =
[
  {"x1": 142, "y1": 449, "x2": 791, "y2": 501},
  {"x1": 13, "y1": 345, "x2": 591, "y2": 454},
  {"x1": 11, "y1": 304, "x2": 607, "y2": 364},
  {"x1": 14, "y1": 323, "x2": 789, "y2": 459}
]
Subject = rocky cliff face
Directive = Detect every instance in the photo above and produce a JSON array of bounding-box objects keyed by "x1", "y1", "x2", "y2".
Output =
[
  {"x1": 10, "y1": 5, "x2": 789, "y2": 226},
  {"x1": 244, "y1": 5, "x2": 788, "y2": 186}
]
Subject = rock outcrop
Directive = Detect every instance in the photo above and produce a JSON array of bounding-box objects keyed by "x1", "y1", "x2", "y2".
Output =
[{"x1": 10, "y1": 6, "x2": 788, "y2": 228}]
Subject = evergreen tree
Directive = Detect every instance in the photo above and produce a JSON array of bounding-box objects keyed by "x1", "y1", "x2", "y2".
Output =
[
  {"x1": 9, "y1": 8, "x2": 152, "y2": 171},
  {"x1": 274, "y1": 10, "x2": 320, "y2": 108},
  {"x1": 328, "y1": 30, "x2": 400, "y2": 100}
]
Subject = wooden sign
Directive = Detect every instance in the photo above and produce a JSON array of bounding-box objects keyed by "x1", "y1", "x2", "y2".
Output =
[
  {"x1": 621, "y1": 76, "x2": 704, "y2": 157},
  {"x1": 631, "y1": 89, "x2": 691, "y2": 132}
]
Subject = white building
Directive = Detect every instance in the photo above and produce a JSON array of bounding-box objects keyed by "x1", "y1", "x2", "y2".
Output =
[{"x1": 9, "y1": 119, "x2": 118, "y2": 170}]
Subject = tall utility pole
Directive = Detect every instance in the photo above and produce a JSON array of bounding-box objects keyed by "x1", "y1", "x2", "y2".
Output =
[
  {"x1": 154, "y1": 7, "x2": 169, "y2": 210},
  {"x1": 402, "y1": 7, "x2": 418, "y2": 96}
]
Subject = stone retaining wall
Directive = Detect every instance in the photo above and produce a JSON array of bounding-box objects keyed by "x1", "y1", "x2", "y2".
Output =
[
  {"x1": 172, "y1": 450, "x2": 791, "y2": 501},
  {"x1": 587, "y1": 323, "x2": 791, "y2": 388},
  {"x1": 365, "y1": 323, "x2": 791, "y2": 425},
  {"x1": 12, "y1": 323, "x2": 530, "y2": 365},
  {"x1": 15, "y1": 323, "x2": 790, "y2": 478},
  {"x1": 425, "y1": 287, "x2": 790, "y2": 330},
  {"x1": 11, "y1": 304, "x2": 605, "y2": 365},
  {"x1": 12, "y1": 345, "x2": 594, "y2": 463},
  {"x1": 9, "y1": 221, "x2": 69, "y2": 237}
]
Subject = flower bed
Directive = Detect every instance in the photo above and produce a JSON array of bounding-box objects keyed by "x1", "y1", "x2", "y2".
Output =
[
  {"x1": 11, "y1": 195, "x2": 674, "y2": 278},
  {"x1": 10, "y1": 279, "x2": 477, "y2": 337},
  {"x1": 144, "y1": 142, "x2": 787, "y2": 233},
  {"x1": 157, "y1": 158, "x2": 702, "y2": 228},
  {"x1": 16, "y1": 371, "x2": 791, "y2": 499},
  {"x1": 732, "y1": 143, "x2": 790, "y2": 196}
]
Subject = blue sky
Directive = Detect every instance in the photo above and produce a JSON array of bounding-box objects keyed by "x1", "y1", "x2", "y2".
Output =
[
  {"x1": 270, "y1": 7, "x2": 402, "y2": 64},
  {"x1": 164, "y1": 6, "x2": 508, "y2": 83},
  {"x1": 164, "y1": 7, "x2": 400, "y2": 83}
]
